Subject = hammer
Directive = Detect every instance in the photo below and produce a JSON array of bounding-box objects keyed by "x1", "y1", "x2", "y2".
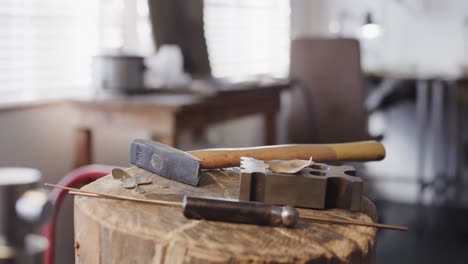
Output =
[{"x1": 130, "y1": 139, "x2": 385, "y2": 186}]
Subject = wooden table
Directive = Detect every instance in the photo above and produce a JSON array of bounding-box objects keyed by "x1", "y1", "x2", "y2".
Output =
[
  {"x1": 69, "y1": 81, "x2": 289, "y2": 167},
  {"x1": 74, "y1": 167, "x2": 378, "y2": 263}
]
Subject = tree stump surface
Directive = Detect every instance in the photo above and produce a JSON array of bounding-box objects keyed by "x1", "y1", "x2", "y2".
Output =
[{"x1": 74, "y1": 167, "x2": 377, "y2": 264}]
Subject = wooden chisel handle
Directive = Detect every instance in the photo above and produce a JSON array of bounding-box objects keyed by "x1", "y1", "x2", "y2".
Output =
[
  {"x1": 183, "y1": 196, "x2": 299, "y2": 227},
  {"x1": 188, "y1": 140, "x2": 385, "y2": 169}
]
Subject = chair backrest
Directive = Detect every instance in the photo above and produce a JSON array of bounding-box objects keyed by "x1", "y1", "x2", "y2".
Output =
[{"x1": 288, "y1": 38, "x2": 368, "y2": 143}]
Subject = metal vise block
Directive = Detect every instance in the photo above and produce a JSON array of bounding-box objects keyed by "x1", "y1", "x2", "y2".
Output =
[{"x1": 238, "y1": 158, "x2": 363, "y2": 211}]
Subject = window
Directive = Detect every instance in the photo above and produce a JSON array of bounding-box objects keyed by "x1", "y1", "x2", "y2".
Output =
[
  {"x1": 0, "y1": 0, "x2": 152, "y2": 103},
  {"x1": 98, "y1": 0, "x2": 153, "y2": 55},
  {"x1": 204, "y1": 0, "x2": 290, "y2": 81},
  {"x1": 0, "y1": 0, "x2": 290, "y2": 103},
  {"x1": 0, "y1": 0, "x2": 99, "y2": 102}
]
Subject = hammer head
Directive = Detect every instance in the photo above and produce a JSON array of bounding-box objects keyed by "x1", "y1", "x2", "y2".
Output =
[{"x1": 130, "y1": 139, "x2": 201, "y2": 186}]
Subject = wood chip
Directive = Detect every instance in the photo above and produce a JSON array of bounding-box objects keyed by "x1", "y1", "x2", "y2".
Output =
[
  {"x1": 122, "y1": 175, "x2": 153, "y2": 189},
  {"x1": 133, "y1": 186, "x2": 146, "y2": 194},
  {"x1": 265, "y1": 157, "x2": 314, "y2": 174},
  {"x1": 154, "y1": 183, "x2": 169, "y2": 189},
  {"x1": 112, "y1": 168, "x2": 131, "y2": 180}
]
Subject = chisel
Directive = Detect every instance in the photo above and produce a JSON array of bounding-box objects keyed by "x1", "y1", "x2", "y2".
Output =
[{"x1": 45, "y1": 183, "x2": 407, "y2": 231}]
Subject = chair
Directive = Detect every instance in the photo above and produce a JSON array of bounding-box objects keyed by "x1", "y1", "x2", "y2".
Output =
[
  {"x1": 43, "y1": 165, "x2": 115, "y2": 264},
  {"x1": 288, "y1": 38, "x2": 369, "y2": 143}
]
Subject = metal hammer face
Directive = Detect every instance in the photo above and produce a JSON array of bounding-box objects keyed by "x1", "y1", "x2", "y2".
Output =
[{"x1": 130, "y1": 139, "x2": 201, "y2": 186}]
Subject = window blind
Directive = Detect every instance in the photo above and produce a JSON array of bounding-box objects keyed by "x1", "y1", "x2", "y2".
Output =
[
  {"x1": 204, "y1": 0, "x2": 290, "y2": 81},
  {"x1": 0, "y1": 0, "x2": 290, "y2": 102},
  {"x1": 98, "y1": 0, "x2": 153, "y2": 55},
  {"x1": 0, "y1": 0, "x2": 99, "y2": 102},
  {"x1": 0, "y1": 0, "x2": 153, "y2": 103}
]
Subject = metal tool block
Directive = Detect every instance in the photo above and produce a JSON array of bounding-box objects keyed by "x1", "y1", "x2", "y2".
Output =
[{"x1": 239, "y1": 157, "x2": 363, "y2": 211}]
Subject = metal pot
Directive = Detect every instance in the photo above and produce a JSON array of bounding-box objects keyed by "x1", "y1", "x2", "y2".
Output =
[{"x1": 92, "y1": 55, "x2": 145, "y2": 93}]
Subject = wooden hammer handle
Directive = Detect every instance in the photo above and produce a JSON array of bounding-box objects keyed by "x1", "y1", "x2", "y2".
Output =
[{"x1": 188, "y1": 140, "x2": 385, "y2": 169}]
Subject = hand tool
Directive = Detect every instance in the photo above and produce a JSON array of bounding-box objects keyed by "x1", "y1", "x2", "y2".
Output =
[
  {"x1": 130, "y1": 139, "x2": 385, "y2": 186},
  {"x1": 44, "y1": 183, "x2": 408, "y2": 231},
  {"x1": 47, "y1": 183, "x2": 297, "y2": 227},
  {"x1": 239, "y1": 157, "x2": 363, "y2": 211}
]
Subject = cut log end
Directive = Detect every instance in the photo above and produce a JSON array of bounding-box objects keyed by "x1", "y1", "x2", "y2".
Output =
[{"x1": 74, "y1": 167, "x2": 377, "y2": 264}]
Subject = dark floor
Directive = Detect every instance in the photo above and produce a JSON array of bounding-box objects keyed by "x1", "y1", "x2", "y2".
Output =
[{"x1": 376, "y1": 200, "x2": 468, "y2": 264}]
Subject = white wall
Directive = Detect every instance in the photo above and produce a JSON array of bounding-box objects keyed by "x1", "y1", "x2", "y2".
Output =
[
  {"x1": 292, "y1": 0, "x2": 468, "y2": 76},
  {"x1": 290, "y1": 0, "x2": 333, "y2": 38},
  {"x1": 0, "y1": 105, "x2": 75, "y2": 183}
]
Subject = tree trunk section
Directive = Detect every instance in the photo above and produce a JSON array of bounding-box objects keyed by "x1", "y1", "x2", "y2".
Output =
[{"x1": 75, "y1": 167, "x2": 377, "y2": 263}]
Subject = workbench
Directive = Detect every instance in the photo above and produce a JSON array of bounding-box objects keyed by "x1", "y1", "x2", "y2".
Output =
[
  {"x1": 70, "y1": 81, "x2": 288, "y2": 167},
  {"x1": 74, "y1": 167, "x2": 378, "y2": 263}
]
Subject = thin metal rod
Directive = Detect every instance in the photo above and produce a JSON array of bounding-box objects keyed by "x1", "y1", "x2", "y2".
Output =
[
  {"x1": 46, "y1": 183, "x2": 407, "y2": 231},
  {"x1": 44, "y1": 183, "x2": 183, "y2": 207},
  {"x1": 299, "y1": 215, "x2": 408, "y2": 231}
]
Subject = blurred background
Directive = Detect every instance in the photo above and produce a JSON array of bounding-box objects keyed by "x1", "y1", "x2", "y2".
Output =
[{"x1": 1, "y1": 0, "x2": 468, "y2": 263}]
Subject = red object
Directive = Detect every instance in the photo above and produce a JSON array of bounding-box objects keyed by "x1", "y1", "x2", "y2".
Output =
[{"x1": 43, "y1": 165, "x2": 116, "y2": 264}]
